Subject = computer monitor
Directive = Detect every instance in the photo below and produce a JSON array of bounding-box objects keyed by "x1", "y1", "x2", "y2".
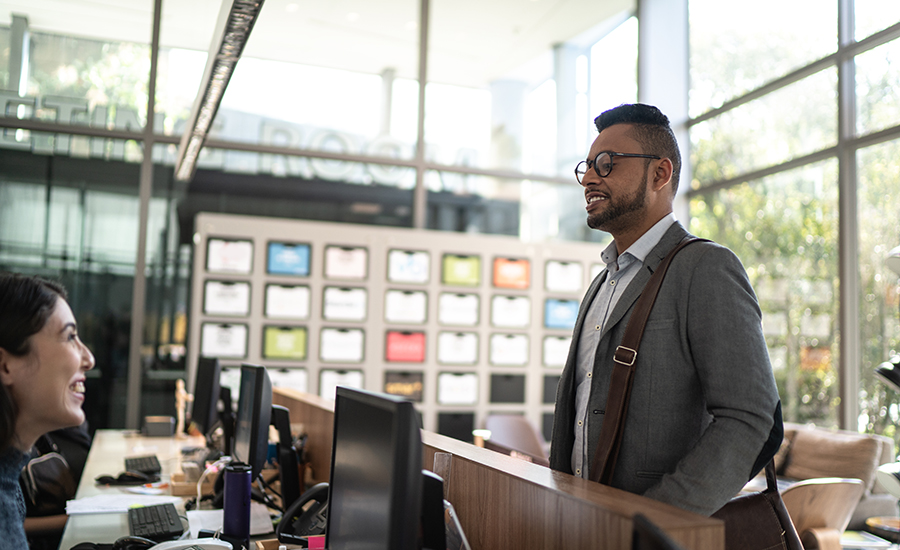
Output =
[
  {"x1": 326, "y1": 386, "x2": 422, "y2": 550},
  {"x1": 233, "y1": 364, "x2": 273, "y2": 480},
  {"x1": 189, "y1": 356, "x2": 222, "y2": 437}
]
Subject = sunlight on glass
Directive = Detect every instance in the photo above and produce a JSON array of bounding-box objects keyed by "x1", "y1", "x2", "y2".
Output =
[
  {"x1": 856, "y1": 139, "x2": 900, "y2": 436},
  {"x1": 522, "y1": 79, "x2": 557, "y2": 177},
  {"x1": 689, "y1": 159, "x2": 839, "y2": 425},
  {"x1": 689, "y1": 0, "x2": 836, "y2": 117},
  {"x1": 855, "y1": 0, "x2": 900, "y2": 41},
  {"x1": 589, "y1": 17, "x2": 637, "y2": 124},
  {"x1": 691, "y1": 69, "x2": 837, "y2": 186},
  {"x1": 856, "y1": 39, "x2": 900, "y2": 137},
  {"x1": 219, "y1": 57, "x2": 382, "y2": 137},
  {"x1": 424, "y1": 82, "x2": 491, "y2": 167}
]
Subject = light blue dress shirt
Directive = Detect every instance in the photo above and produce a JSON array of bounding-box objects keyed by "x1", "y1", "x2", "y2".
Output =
[{"x1": 571, "y1": 213, "x2": 677, "y2": 477}]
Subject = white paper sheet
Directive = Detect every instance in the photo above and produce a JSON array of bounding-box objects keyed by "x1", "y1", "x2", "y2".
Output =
[
  {"x1": 319, "y1": 328, "x2": 365, "y2": 362},
  {"x1": 490, "y1": 295, "x2": 530, "y2": 328},
  {"x1": 545, "y1": 260, "x2": 584, "y2": 293},
  {"x1": 388, "y1": 249, "x2": 430, "y2": 284},
  {"x1": 490, "y1": 333, "x2": 529, "y2": 365},
  {"x1": 203, "y1": 280, "x2": 251, "y2": 316},
  {"x1": 437, "y1": 332, "x2": 478, "y2": 365},
  {"x1": 437, "y1": 372, "x2": 478, "y2": 405},
  {"x1": 264, "y1": 284, "x2": 310, "y2": 319},
  {"x1": 200, "y1": 323, "x2": 247, "y2": 358},
  {"x1": 438, "y1": 293, "x2": 479, "y2": 326},
  {"x1": 543, "y1": 336, "x2": 572, "y2": 368},
  {"x1": 324, "y1": 246, "x2": 368, "y2": 280},
  {"x1": 384, "y1": 290, "x2": 427, "y2": 324},
  {"x1": 323, "y1": 287, "x2": 368, "y2": 321},
  {"x1": 319, "y1": 370, "x2": 365, "y2": 400},
  {"x1": 206, "y1": 239, "x2": 253, "y2": 274}
]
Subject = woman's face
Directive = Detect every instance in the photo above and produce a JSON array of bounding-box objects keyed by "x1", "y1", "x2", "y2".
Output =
[{"x1": 1, "y1": 297, "x2": 95, "y2": 449}]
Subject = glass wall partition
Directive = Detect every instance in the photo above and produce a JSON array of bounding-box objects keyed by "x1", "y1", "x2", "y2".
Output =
[{"x1": 688, "y1": 0, "x2": 900, "y2": 441}]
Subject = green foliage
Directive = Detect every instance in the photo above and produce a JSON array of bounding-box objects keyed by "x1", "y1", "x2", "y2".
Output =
[{"x1": 689, "y1": 161, "x2": 840, "y2": 426}]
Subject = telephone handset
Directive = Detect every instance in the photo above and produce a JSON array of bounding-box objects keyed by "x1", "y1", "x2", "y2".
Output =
[
  {"x1": 276, "y1": 482, "x2": 329, "y2": 546},
  {"x1": 149, "y1": 539, "x2": 233, "y2": 550}
]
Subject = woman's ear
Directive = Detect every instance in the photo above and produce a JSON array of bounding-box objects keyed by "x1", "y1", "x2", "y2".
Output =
[{"x1": 0, "y1": 347, "x2": 20, "y2": 386}]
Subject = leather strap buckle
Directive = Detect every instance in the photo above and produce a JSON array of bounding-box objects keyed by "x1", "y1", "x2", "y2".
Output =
[{"x1": 614, "y1": 346, "x2": 637, "y2": 366}]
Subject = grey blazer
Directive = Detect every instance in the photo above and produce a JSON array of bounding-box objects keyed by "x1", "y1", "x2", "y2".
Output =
[{"x1": 549, "y1": 222, "x2": 780, "y2": 516}]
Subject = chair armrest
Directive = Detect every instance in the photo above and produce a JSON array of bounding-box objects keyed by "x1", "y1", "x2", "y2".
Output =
[
  {"x1": 23, "y1": 514, "x2": 68, "y2": 535},
  {"x1": 800, "y1": 527, "x2": 842, "y2": 550}
]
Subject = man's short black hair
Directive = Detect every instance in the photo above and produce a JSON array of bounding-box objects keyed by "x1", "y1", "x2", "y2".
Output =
[{"x1": 594, "y1": 103, "x2": 682, "y2": 194}]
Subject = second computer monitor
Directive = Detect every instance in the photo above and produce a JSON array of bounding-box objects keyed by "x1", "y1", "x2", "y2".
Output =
[
  {"x1": 326, "y1": 386, "x2": 423, "y2": 550},
  {"x1": 233, "y1": 364, "x2": 273, "y2": 479},
  {"x1": 189, "y1": 356, "x2": 222, "y2": 437}
]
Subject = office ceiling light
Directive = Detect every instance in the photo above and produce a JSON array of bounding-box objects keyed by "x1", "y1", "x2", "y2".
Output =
[{"x1": 174, "y1": 0, "x2": 265, "y2": 182}]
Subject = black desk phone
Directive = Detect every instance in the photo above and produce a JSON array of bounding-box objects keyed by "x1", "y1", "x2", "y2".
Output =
[{"x1": 276, "y1": 482, "x2": 329, "y2": 546}]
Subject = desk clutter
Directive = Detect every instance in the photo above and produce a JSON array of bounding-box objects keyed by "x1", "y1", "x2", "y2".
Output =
[{"x1": 62, "y1": 366, "x2": 473, "y2": 550}]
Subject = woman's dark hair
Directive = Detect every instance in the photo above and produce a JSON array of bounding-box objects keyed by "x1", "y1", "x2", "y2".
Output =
[{"x1": 0, "y1": 272, "x2": 68, "y2": 452}]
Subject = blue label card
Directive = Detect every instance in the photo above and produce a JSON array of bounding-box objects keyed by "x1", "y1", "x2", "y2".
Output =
[
  {"x1": 267, "y1": 242, "x2": 311, "y2": 276},
  {"x1": 544, "y1": 299, "x2": 579, "y2": 330}
]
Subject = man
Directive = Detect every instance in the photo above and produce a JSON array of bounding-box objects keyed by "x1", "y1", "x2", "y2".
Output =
[{"x1": 550, "y1": 103, "x2": 782, "y2": 516}]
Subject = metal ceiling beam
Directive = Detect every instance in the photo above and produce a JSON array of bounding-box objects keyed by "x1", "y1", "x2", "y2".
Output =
[{"x1": 173, "y1": 0, "x2": 265, "y2": 182}]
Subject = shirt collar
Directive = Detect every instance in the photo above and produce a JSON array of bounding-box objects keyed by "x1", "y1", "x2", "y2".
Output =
[{"x1": 599, "y1": 212, "x2": 677, "y2": 267}]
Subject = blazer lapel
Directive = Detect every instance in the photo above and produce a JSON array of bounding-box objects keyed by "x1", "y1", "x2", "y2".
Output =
[
  {"x1": 599, "y1": 222, "x2": 691, "y2": 340},
  {"x1": 563, "y1": 269, "x2": 607, "y2": 371}
]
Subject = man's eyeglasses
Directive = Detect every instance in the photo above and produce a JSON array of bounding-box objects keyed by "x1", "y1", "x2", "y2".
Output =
[{"x1": 575, "y1": 151, "x2": 661, "y2": 184}]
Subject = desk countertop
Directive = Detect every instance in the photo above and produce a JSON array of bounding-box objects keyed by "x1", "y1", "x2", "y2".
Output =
[{"x1": 59, "y1": 430, "x2": 206, "y2": 549}]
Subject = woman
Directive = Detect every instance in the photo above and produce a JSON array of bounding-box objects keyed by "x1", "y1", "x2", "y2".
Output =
[{"x1": 0, "y1": 273, "x2": 95, "y2": 546}]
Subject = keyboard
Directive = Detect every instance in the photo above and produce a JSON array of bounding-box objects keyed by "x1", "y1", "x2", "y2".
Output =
[
  {"x1": 128, "y1": 502, "x2": 184, "y2": 542},
  {"x1": 125, "y1": 454, "x2": 162, "y2": 475}
]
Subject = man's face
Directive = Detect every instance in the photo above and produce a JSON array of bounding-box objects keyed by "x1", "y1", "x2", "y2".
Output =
[{"x1": 580, "y1": 124, "x2": 651, "y2": 233}]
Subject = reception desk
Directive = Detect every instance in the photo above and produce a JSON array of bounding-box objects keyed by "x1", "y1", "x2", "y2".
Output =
[{"x1": 273, "y1": 387, "x2": 724, "y2": 550}]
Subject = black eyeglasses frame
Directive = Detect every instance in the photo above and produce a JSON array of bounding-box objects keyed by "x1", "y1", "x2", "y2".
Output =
[{"x1": 575, "y1": 151, "x2": 661, "y2": 183}]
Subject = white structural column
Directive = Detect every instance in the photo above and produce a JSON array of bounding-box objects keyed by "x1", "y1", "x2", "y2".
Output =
[
  {"x1": 554, "y1": 43, "x2": 580, "y2": 173},
  {"x1": 637, "y1": 0, "x2": 690, "y2": 221},
  {"x1": 489, "y1": 80, "x2": 527, "y2": 171}
]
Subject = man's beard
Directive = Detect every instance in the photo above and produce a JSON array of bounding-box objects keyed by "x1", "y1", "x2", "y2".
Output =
[{"x1": 587, "y1": 169, "x2": 649, "y2": 232}]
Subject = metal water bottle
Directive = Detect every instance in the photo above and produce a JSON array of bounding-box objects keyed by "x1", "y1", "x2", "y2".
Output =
[{"x1": 222, "y1": 462, "x2": 252, "y2": 542}]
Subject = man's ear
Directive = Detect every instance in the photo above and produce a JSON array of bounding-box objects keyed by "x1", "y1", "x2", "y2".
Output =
[{"x1": 651, "y1": 158, "x2": 674, "y2": 193}]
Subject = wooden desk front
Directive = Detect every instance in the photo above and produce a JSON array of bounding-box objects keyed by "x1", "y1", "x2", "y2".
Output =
[{"x1": 273, "y1": 387, "x2": 724, "y2": 550}]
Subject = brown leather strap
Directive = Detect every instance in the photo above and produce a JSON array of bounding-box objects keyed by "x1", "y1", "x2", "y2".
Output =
[{"x1": 590, "y1": 237, "x2": 708, "y2": 484}]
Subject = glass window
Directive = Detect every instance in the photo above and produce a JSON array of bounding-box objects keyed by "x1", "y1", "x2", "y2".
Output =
[
  {"x1": 155, "y1": 47, "x2": 207, "y2": 136},
  {"x1": 855, "y1": 1, "x2": 900, "y2": 42},
  {"x1": 688, "y1": 0, "x2": 837, "y2": 117},
  {"x1": 689, "y1": 159, "x2": 839, "y2": 426},
  {"x1": 0, "y1": 26, "x2": 9, "y2": 90},
  {"x1": 856, "y1": 139, "x2": 900, "y2": 441},
  {"x1": 690, "y1": 69, "x2": 837, "y2": 186},
  {"x1": 425, "y1": 171, "x2": 609, "y2": 244},
  {"x1": 522, "y1": 80, "x2": 557, "y2": 177},
  {"x1": 856, "y1": 38, "x2": 900, "y2": 137},
  {"x1": 0, "y1": 141, "x2": 143, "y2": 430},
  {"x1": 589, "y1": 17, "x2": 638, "y2": 120},
  {"x1": 188, "y1": 149, "x2": 414, "y2": 227},
  {"x1": 204, "y1": 0, "x2": 418, "y2": 161},
  {"x1": 424, "y1": 82, "x2": 491, "y2": 167},
  {"x1": 28, "y1": 31, "x2": 151, "y2": 129}
]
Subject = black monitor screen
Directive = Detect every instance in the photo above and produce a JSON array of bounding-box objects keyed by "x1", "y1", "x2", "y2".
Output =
[
  {"x1": 189, "y1": 357, "x2": 222, "y2": 436},
  {"x1": 326, "y1": 387, "x2": 422, "y2": 550},
  {"x1": 233, "y1": 364, "x2": 272, "y2": 479}
]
